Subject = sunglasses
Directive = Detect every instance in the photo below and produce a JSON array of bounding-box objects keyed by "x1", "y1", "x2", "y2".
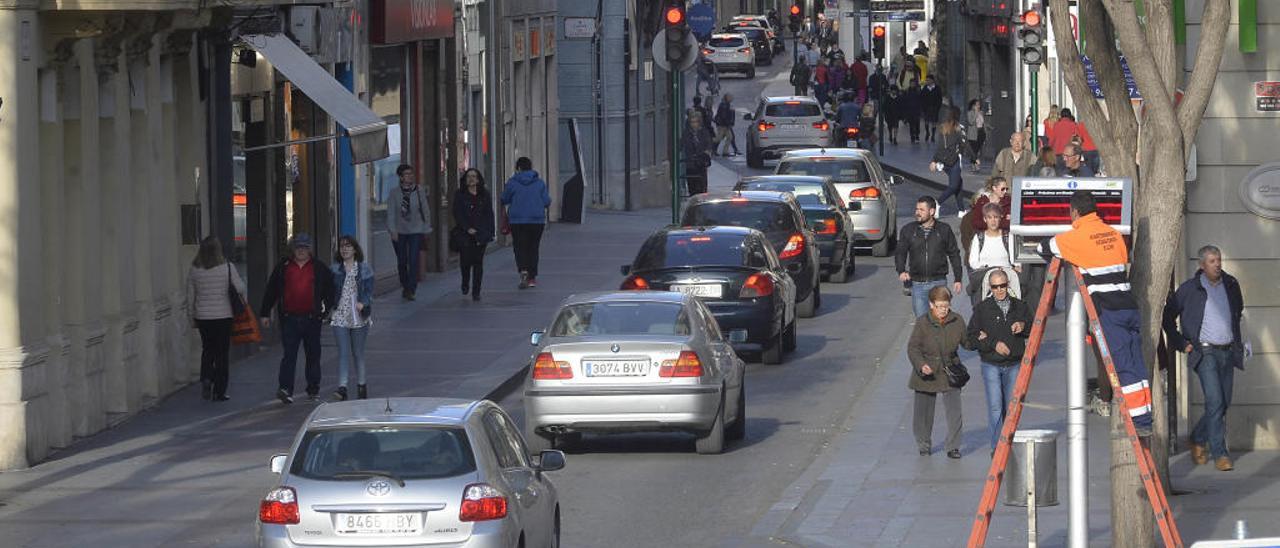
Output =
[{"x1": 990, "y1": 283, "x2": 1009, "y2": 289}]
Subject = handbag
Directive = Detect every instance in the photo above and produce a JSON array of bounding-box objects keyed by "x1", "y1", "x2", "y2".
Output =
[
  {"x1": 944, "y1": 361, "x2": 971, "y2": 388},
  {"x1": 227, "y1": 264, "x2": 246, "y2": 317},
  {"x1": 230, "y1": 304, "x2": 262, "y2": 345}
]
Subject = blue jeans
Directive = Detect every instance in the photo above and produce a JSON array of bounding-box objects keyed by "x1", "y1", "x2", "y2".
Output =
[
  {"x1": 1191, "y1": 347, "x2": 1235, "y2": 458},
  {"x1": 937, "y1": 163, "x2": 965, "y2": 213},
  {"x1": 911, "y1": 279, "x2": 948, "y2": 319},
  {"x1": 333, "y1": 326, "x2": 369, "y2": 388},
  {"x1": 279, "y1": 315, "x2": 323, "y2": 395},
  {"x1": 392, "y1": 232, "x2": 424, "y2": 293},
  {"x1": 1098, "y1": 308, "x2": 1152, "y2": 429},
  {"x1": 982, "y1": 361, "x2": 1021, "y2": 449}
]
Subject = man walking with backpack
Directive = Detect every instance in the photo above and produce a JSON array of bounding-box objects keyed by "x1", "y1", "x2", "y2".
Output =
[
  {"x1": 502, "y1": 157, "x2": 552, "y2": 289},
  {"x1": 388, "y1": 164, "x2": 431, "y2": 300}
]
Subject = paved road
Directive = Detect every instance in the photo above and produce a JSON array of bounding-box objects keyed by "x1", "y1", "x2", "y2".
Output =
[{"x1": 497, "y1": 54, "x2": 950, "y2": 548}]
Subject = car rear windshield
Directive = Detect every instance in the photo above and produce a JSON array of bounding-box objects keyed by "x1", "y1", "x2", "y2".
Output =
[
  {"x1": 764, "y1": 103, "x2": 822, "y2": 117},
  {"x1": 633, "y1": 232, "x2": 749, "y2": 270},
  {"x1": 737, "y1": 28, "x2": 766, "y2": 41},
  {"x1": 290, "y1": 427, "x2": 476, "y2": 481},
  {"x1": 550, "y1": 302, "x2": 690, "y2": 337},
  {"x1": 777, "y1": 159, "x2": 871, "y2": 181},
  {"x1": 738, "y1": 181, "x2": 829, "y2": 206},
  {"x1": 683, "y1": 201, "x2": 797, "y2": 234},
  {"x1": 710, "y1": 37, "x2": 745, "y2": 48}
]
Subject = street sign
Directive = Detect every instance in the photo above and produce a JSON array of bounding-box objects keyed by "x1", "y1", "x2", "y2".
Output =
[
  {"x1": 878, "y1": 11, "x2": 925, "y2": 21},
  {"x1": 688, "y1": 2, "x2": 715, "y2": 39},
  {"x1": 652, "y1": 32, "x2": 699, "y2": 73},
  {"x1": 1081, "y1": 54, "x2": 1141, "y2": 99},
  {"x1": 563, "y1": 17, "x2": 596, "y2": 39},
  {"x1": 870, "y1": 0, "x2": 924, "y2": 10}
]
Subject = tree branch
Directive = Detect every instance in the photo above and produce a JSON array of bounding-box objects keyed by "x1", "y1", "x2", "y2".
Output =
[
  {"x1": 1083, "y1": 0, "x2": 1140, "y2": 169},
  {"x1": 1177, "y1": 0, "x2": 1231, "y2": 160},
  {"x1": 1100, "y1": 0, "x2": 1179, "y2": 132}
]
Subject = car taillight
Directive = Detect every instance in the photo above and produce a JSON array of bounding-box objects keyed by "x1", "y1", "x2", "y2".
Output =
[
  {"x1": 815, "y1": 219, "x2": 838, "y2": 235},
  {"x1": 778, "y1": 233, "x2": 805, "y2": 259},
  {"x1": 739, "y1": 273, "x2": 775, "y2": 298},
  {"x1": 259, "y1": 487, "x2": 300, "y2": 525},
  {"x1": 659, "y1": 351, "x2": 704, "y2": 377},
  {"x1": 812, "y1": 121, "x2": 829, "y2": 131},
  {"x1": 849, "y1": 187, "x2": 881, "y2": 200},
  {"x1": 459, "y1": 483, "x2": 508, "y2": 522},
  {"x1": 701, "y1": 48, "x2": 714, "y2": 55},
  {"x1": 738, "y1": 47, "x2": 752, "y2": 53},
  {"x1": 757, "y1": 121, "x2": 776, "y2": 132},
  {"x1": 233, "y1": 193, "x2": 248, "y2": 206},
  {"x1": 845, "y1": 127, "x2": 860, "y2": 137},
  {"x1": 620, "y1": 275, "x2": 649, "y2": 290},
  {"x1": 532, "y1": 352, "x2": 573, "y2": 380}
]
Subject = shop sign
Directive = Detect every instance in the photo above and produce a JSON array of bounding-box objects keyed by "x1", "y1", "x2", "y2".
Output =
[
  {"x1": 512, "y1": 21, "x2": 526, "y2": 60},
  {"x1": 564, "y1": 17, "x2": 596, "y2": 39},
  {"x1": 1239, "y1": 163, "x2": 1280, "y2": 220},
  {"x1": 544, "y1": 19, "x2": 556, "y2": 55},
  {"x1": 1255, "y1": 81, "x2": 1280, "y2": 112},
  {"x1": 531, "y1": 26, "x2": 540, "y2": 57},
  {"x1": 370, "y1": 0, "x2": 455, "y2": 44}
]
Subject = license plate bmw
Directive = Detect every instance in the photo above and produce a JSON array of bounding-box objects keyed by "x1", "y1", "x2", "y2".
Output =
[
  {"x1": 335, "y1": 512, "x2": 420, "y2": 536},
  {"x1": 670, "y1": 284, "x2": 723, "y2": 298},
  {"x1": 583, "y1": 360, "x2": 651, "y2": 377}
]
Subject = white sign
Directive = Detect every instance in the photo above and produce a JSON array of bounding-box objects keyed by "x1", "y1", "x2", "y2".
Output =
[{"x1": 564, "y1": 17, "x2": 596, "y2": 39}]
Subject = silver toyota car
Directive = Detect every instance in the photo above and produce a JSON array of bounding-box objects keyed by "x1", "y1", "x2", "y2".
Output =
[
  {"x1": 523, "y1": 291, "x2": 747, "y2": 455},
  {"x1": 258, "y1": 398, "x2": 565, "y2": 548}
]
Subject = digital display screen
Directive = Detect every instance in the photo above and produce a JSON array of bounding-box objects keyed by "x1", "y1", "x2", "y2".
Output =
[{"x1": 1017, "y1": 187, "x2": 1124, "y2": 226}]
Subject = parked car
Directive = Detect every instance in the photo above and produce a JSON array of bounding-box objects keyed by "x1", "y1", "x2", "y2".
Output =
[
  {"x1": 257, "y1": 398, "x2": 564, "y2": 548},
  {"x1": 723, "y1": 23, "x2": 773, "y2": 65},
  {"x1": 524, "y1": 291, "x2": 748, "y2": 454},
  {"x1": 701, "y1": 33, "x2": 756, "y2": 78},
  {"x1": 776, "y1": 148, "x2": 904, "y2": 257},
  {"x1": 744, "y1": 96, "x2": 832, "y2": 168},
  {"x1": 619, "y1": 226, "x2": 796, "y2": 364},
  {"x1": 733, "y1": 175, "x2": 857, "y2": 283},
  {"x1": 680, "y1": 191, "x2": 821, "y2": 318}
]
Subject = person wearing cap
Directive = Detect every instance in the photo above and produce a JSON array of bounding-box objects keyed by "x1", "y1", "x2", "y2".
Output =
[{"x1": 260, "y1": 233, "x2": 336, "y2": 403}]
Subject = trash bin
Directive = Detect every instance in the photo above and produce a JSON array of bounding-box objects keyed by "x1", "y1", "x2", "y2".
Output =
[{"x1": 1004, "y1": 429, "x2": 1059, "y2": 507}]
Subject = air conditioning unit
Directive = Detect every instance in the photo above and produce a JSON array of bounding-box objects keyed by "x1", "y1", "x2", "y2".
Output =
[{"x1": 289, "y1": 6, "x2": 320, "y2": 53}]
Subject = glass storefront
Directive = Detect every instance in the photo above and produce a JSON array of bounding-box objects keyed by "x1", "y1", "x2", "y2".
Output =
[{"x1": 369, "y1": 46, "x2": 407, "y2": 277}]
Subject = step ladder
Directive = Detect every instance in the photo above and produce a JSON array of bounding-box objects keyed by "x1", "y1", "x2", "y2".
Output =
[{"x1": 964, "y1": 257, "x2": 1183, "y2": 548}]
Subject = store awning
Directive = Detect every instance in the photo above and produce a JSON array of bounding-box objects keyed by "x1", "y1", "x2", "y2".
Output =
[{"x1": 239, "y1": 33, "x2": 389, "y2": 164}]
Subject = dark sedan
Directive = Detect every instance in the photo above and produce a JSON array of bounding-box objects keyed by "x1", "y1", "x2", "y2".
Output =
[
  {"x1": 620, "y1": 226, "x2": 796, "y2": 365},
  {"x1": 732, "y1": 175, "x2": 857, "y2": 283},
  {"x1": 724, "y1": 24, "x2": 773, "y2": 65},
  {"x1": 680, "y1": 191, "x2": 822, "y2": 318}
]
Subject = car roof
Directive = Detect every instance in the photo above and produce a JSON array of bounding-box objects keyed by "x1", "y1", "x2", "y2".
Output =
[
  {"x1": 738, "y1": 175, "x2": 831, "y2": 185},
  {"x1": 779, "y1": 148, "x2": 874, "y2": 160},
  {"x1": 560, "y1": 291, "x2": 690, "y2": 306},
  {"x1": 711, "y1": 32, "x2": 747, "y2": 40},
  {"x1": 689, "y1": 190, "x2": 794, "y2": 204},
  {"x1": 306, "y1": 397, "x2": 482, "y2": 428},
  {"x1": 658, "y1": 225, "x2": 758, "y2": 238},
  {"x1": 762, "y1": 96, "x2": 820, "y2": 105}
]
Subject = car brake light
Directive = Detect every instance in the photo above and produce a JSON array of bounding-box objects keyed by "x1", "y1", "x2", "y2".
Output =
[
  {"x1": 690, "y1": 236, "x2": 712, "y2": 242},
  {"x1": 778, "y1": 233, "x2": 805, "y2": 259},
  {"x1": 738, "y1": 47, "x2": 752, "y2": 53},
  {"x1": 621, "y1": 275, "x2": 649, "y2": 290},
  {"x1": 739, "y1": 273, "x2": 775, "y2": 298},
  {"x1": 757, "y1": 121, "x2": 775, "y2": 132},
  {"x1": 459, "y1": 483, "x2": 508, "y2": 522},
  {"x1": 701, "y1": 47, "x2": 714, "y2": 55},
  {"x1": 233, "y1": 194, "x2": 248, "y2": 206},
  {"x1": 784, "y1": 101, "x2": 801, "y2": 105},
  {"x1": 845, "y1": 127, "x2": 860, "y2": 137},
  {"x1": 659, "y1": 351, "x2": 704, "y2": 377},
  {"x1": 259, "y1": 487, "x2": 300, "y2": 525},
  {"x1": 812, "y1": 121, "x2": 829, "y2": 131},
  {"x1": 532, "y1": 352, "x2": 573, "y2": 380},
  {"x1": 815, "y1": 219, "x2": 838, "y2": 235},
  {"x1": 849, "y1": 187, "x2": 881, "y2": 200}
]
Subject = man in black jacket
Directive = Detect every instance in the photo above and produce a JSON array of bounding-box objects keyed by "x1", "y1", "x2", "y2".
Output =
[
  {"x1": 1163, "y1": 245, "x2": 1246, "y2": 471},
  {"x1": 895, "y1": 196, "x2": 964, "y2": 318},
  {"x1": 260, "y1": 233, "x2": 337, "y2": 403},
  {"x1": 967, "y1": 269, "x2": 1031, "y2": 452}
]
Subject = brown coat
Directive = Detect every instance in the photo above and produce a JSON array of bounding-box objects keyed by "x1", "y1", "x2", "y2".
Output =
[
  {"x1": 993, "y1": 146, "x2": 1036, "y2": 182},
  {"x1": 907, "y1": 310, "x2": 969, "y2": 393}
]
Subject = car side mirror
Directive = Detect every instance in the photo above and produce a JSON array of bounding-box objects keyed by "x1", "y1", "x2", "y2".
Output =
[
  {"x1": 530, "y1": 331, "x2": 544, "y2": 346},
  {"x1": 536, "y1": 450, "x2": 566, "y2": 472},
  {"x1": 269, "y1": 454, "x2": 288, "y2": 474},
  {"x1": 888, "y1": 175, "x2": 905, "y2": 186},
  {"x1": 743, "y1": 113, "x2": 754, "y2": 121},
  {"x1": 847, "y1": 202, "x2": 862, "y2": 211},
  {"x1": 620, "y1": 264, "x2": 631, "y2": 276},
  {"x1": 728, "y1": 330, "x2": 749, "y2": 343}
]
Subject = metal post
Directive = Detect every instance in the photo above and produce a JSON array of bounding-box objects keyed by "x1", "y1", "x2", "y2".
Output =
[
  {"x1": 1029, "y1": 69, "x2": 1039, "y2": 144},
  {"x1": 670, "y1": 69, "x2": 682, "y2": 224},
  {"x1": 1026, "y1": 438, "x2": 1038, "y2": 548},
  {"x1": 1067, "y1": 285, "x2": 1089, "y2": 548}
]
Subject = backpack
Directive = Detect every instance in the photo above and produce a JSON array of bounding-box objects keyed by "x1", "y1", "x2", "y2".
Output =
[{"x1": 975, "y1": 230, "x2": 1011, "y2": 257}]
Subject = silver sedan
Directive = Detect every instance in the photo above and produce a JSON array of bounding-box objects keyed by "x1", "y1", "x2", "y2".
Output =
[
  {"x1": 257, "y1": 398, "x2": 565, "y2": 548},
  {"x1": 523, "y1": 291, "x2": 747, "y2": 455}
]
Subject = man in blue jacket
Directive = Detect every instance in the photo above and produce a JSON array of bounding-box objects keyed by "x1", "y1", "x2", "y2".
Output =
[
  {"x1": 1163, "y1": 245, "x2": 1246, "y2": 472},
  {"x1": 501, "y1": 157, "x2": 552, "y2": 289}
]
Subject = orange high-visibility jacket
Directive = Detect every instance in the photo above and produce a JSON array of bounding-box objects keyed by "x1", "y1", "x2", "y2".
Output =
[{"x1": 1038, "y1": 212, "x2": 1138, "y2": 310}]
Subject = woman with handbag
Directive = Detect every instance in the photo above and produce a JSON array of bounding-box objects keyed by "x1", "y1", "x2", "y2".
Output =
[
  {"x1": 187, "y1": 236, "x2": 246, "y2": 402},
  {"x1": 330, "y1": 235, "x2": 374, "y2": 401},
  {"x1": 907, "y1": 285, "x2": 970, "y2": 458},
  {"x1": 453, "y1": 168, "x2": 496, "y2": 301},
  {"x1": 931, "y1": 109, "x2": 976, "y2": 218}
]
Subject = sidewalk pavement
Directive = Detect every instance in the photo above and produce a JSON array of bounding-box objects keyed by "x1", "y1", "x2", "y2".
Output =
[
  {"x1": 0, "y1": 206, "x2": 670, "y2": 547},
  {"x1": 744, "y1": 283, "x2": 1280, "y2": 546},
  {"x1": 875, "y1": 139, "x2": 992, "y2": 209}
]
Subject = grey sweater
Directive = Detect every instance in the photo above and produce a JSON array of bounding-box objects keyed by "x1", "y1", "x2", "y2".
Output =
[
  {"x1": 387, "y1": 184, "x2": 433, "y2": 235},
  {"x1": 188, "y1": 263, "x2": 248, "y2": 320}
]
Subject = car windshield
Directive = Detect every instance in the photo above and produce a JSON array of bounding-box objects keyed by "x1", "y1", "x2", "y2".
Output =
[
  {"x1": 550, "y1": 302, "x2": 690, "y2": 337},
  {"x1": 737, "y1": 28, "x2": 766, "y2": 41},
  {"x1": 290, "y1": 427, "x2": 476, "y2": 481},
  {"x1": 683, "y1": 201, "x2": 796, "y2": 234},
  {"x1": 710, "y1": 37, "x2": 745, "y2": 48},
  {"x1": 738, "y1": 181, "x2": 828, "y2": 205},
  {"x1": 633, "y1": 232, "x2": 749, "y2": 270},
  {"x1": 764, "y1": 103, "x2": 822, "y2": 117},
  {"x1": 778, "y1": 159, "x2": 871, "y2": 181}
]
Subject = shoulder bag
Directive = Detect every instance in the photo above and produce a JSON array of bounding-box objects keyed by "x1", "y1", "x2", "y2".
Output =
[{"x1": 944, "y1": 361, "x2": 971, "y2": 388}]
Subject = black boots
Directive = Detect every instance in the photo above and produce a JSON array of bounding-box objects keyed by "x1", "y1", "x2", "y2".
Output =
[
  {"x1": 332, "y1": 386, "x2": 348, "y2": 401},
  {"x1": 357, "y1": 384, "x2": 368, "y2": 400}
]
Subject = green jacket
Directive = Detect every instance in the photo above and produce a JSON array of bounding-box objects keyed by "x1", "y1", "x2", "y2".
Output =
[{"x1": 907, "y1": 310, "x2": 969, "y2": 393}]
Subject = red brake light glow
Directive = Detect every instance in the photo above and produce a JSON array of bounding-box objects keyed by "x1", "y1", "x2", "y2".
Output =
[
  {"x1": 812, "y1": 121, "x2": 829, "y2": 131},
  {"x1": 233, "y1": 194, "x2": 248, "y2": 206},
  {"x1": 690, "y1": 236, "x2": 712, "y2": 242},
  {"x1": 757, "y1": 121, "x2": 776, "y2": 132},
  {"x1": 784, "y1": 100, "x2": 801, "y2": 105},
  {"x1": 815, "y1": 219, "x2": 838, "y2": 235},
  {"x1": 459, "y1": 483, "x2": 509, "y2": 522},
  {"x1": 740, "y1": 273, "x2": 775, "y2": 298},
  {"x1": 532, "y1": 352, "x2": 573, "y2": 380},
  {"x1": 259, "y1": 487, "x2": 300, "y2": 525},
  {"x1": 621, "y1": 275, "x2": 650, "y2": 290},
  {"x1": 701, "y1": 47, "x2": 714, "y2": 55},
  {"x1": 845, "y1": 127, "x2": 860, "y2": 137},
  {"x1": 738, "y1": 47, "x2": 752, "y2": 53},
  {"x1": 849, "y1": 187, "x2": 881, "y2": 200},
  {"x1": 659, "y1": 351, "x2": 704, "y2": 377},
  {"x1": 778, "y1": 233, "x2": 805, "y2": 259}
]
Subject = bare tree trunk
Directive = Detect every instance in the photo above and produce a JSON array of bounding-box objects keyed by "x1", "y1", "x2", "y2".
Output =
[{"x1": 927, "y1": 0, "x2": 947, "y2": 90}]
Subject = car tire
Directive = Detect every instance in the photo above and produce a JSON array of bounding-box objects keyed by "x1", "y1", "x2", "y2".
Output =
[
  {"x1": 828, "y1": 246, "x2": 850, "y2": 283},
  {"x1": 695, "y1": 398, "x2": 726, "y2": 454},
  {"x1": 746, "y1": 145, "x2": 763, "y2": 168},
  {"x1": 761, "y1": 320, "x2": 784, "y2": 365},
  {"x1": 783, "y1": 320, "x2": 797, "y2": 352},
  {"x1": 797, "y1": 283, "x2": 818, "y2": 318},
  {"x1": 747, "y1": 66, "x2": 756, "y2": 79},
  {"x1": 872, "y1": 230, "x2": 895, "y2": 257},
  {"x1": 727, "y1": 384, "x2": 746, "y2": 441},
  {"x1": 525, "y1": 422, "x2": 553, "y2": 454}
]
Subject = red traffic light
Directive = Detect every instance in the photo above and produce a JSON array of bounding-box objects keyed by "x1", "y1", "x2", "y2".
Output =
[
  {"x1": 665, "y1": 6, "x2": 685, "y2": 25},
  {"x1": 873, "y1": 25, "x2": 886, "y2": 38},
  {"x1": 790, "y1": 4, "x2": 801, "y2": 16},
  {"x1": 1022, "y1": 9, "x2": 1042, "y2": 27}
]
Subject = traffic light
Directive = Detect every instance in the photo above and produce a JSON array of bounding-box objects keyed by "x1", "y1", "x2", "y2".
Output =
[
  {"x1": 663, "y1": 1, "x2": 692, "y2": 66},
  {"x1": 1017, "y1": 9, "x2": 1046, "y2": 65},
  {"x1": 788, "y1": 4, "x2": 802, "y2": 34},
  {"x1": 872, "y1": 25, "x2": 886, "y2": 59}
]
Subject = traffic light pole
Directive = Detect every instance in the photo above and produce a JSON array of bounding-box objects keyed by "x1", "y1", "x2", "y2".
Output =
[
  {"x1": 670, "y1": 70, "x2": 683, "y2": 224},
  {"x1": 1029, "y1": 69, "x2": 1038, "y2": 145}
]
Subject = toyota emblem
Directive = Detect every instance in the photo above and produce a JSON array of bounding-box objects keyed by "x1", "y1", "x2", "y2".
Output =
[
  {"x1": 611, "y1": 344, "x2": 620, "y2": 353},
  {"x1": 366, "y1": 479, "x2": 393, "y2": 497}
]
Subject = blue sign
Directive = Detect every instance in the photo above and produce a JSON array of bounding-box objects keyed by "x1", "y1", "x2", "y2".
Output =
[
  {"x1": 1081, "y1": 54, "x2": 1141, "y2": 100},
  {"x1": 688, "y1": 3, "x2": 716, "y2": 40}
]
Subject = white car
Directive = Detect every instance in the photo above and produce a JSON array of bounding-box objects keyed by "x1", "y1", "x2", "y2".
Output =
[
  {"x1": 701, "y1": 33, "x2": 755, "y2": 77},
  {"x1": 776, "y1": 148, "x2": 904, "y2": 256},
  {"x1": 744, "y1": 96, "x2": 833, "y2": 168}
]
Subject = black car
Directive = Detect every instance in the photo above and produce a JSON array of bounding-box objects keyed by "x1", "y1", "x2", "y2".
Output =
[
  {"x1": 724, "y1": 24, "x2": 773, "y2": 65},
  {"x1": 620, "y1": 226, "x2": 797, "y2": 364},
  {"x1": 733, "y1": 176, "x2": 857, "y2": 283},
  {"x1": 680, "y1": 191, "x2": 822, "y2": 318}
]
